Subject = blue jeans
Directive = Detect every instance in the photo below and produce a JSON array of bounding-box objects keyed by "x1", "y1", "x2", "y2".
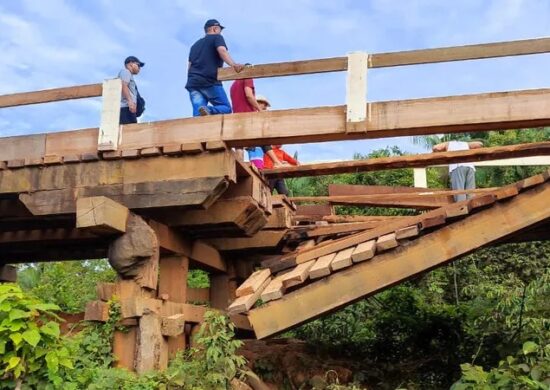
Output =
[{"x1": 188, "y1": 85, "x2": 232, "y2": 116}]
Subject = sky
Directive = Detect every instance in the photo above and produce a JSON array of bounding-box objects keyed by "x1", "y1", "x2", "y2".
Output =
[{"x1": 1, "y1": 0, "x2": 550, "y2": 162}]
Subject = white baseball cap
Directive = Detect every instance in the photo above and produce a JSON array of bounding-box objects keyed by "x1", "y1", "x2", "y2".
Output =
[{"x1": 256, "y1": 95, "x2": 271, "y2": 107}]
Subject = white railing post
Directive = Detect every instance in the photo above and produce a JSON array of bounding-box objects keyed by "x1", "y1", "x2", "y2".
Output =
[
  {"x1": 413, "y1": 168, "x2": 428, "y2": 188},
  {"x1": 98, "y1": 78, "x2": 122, "y2": 151},
  {"x1": 345, "y1": 51, "x2": 369, "y2": 132}
]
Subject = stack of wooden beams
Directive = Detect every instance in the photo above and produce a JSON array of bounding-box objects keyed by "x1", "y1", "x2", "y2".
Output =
[{"x1": 228, "y1": 170, "x2": 550, "y2": 315}]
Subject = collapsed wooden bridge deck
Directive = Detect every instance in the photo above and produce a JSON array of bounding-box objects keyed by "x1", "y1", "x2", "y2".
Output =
[{"x1": 1, "y1": 36, "x2": 550, "y2": 372}]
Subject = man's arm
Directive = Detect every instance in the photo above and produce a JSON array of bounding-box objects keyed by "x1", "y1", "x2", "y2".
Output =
[
  {"x1": 432, "y1": 142, "x2": 449, "y2": 152},
  {"x1": 121, "y1": 82, "x2": 136, "y2": 114},
  {"x1": 262, "y1": 146, "x2": 284, "y2": 167},
  {"x1": 244, "y1": 86, "x2": 261, "y2": 111},
  {"x1": 217, "y1": 46, "x2": 244, "y2": 73},
  {"x1": 468, "y1": 141, "x2": 484, "y2": 149}
]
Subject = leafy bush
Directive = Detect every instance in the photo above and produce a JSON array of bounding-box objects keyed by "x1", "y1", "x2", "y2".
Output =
[
  {"x1": 451, "y1": 341, "x2": 550, "y2": 389},
  {"x1": 0, "y1": 284, "x2": 74, "y2": 389}
]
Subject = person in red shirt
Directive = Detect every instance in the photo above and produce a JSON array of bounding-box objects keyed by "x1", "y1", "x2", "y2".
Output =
[{"x1": 264, "y1": 144, "x2": 299, "y2": 196}]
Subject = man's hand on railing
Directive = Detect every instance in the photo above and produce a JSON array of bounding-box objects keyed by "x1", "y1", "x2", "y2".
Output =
[{"x1": 232, "y1": 63, "x2": 245, "y2": 73}]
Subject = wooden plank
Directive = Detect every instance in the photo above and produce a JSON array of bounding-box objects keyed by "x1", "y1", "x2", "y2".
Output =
[
  {"x1": 292, "y1": 194, "x2": 450, "y2": 209},
  {"x1": 351, "y1": 240, "x2": 376, "y2": 263},
  {"x1": 76, "y1": 196, "x2": 129, "y2": 235},
  {"x1": 136, "y1": 313, "x2": 167, "y2": 373},
  {"x1": 445, "y1": 202, "x2": 472, "y2": 218},
  {"x1": 300, "y1": 222, "x2": 376, "y2": 238},
  {"x1": 181, "y1": 142, "x2": 205, "y2": 154},
  {"x1": 281, "y1": 260, "x2": 315, "y2": 288},
  {"x1": 162, "y1": 144, "x2": 183, "y2": 155},
  {"x1": 98, "y1": 79, "x2": 122, "y2": 151},
  {"x1": 419, "y1": 213, "x2": 447, "y2": 230},
  {"x1": 205, "y1": 140, "x2": 227, "y2": 151},
  {"x1": 140, "y1": 147, "x2": 162, "y2": 156},
  {"x1": 190, "y1": 240, "x2": 226, "y2": 273},
  {"x1": 376, "y1": 233, "x2": 398, "y2": 251},
  {"x1": 218, "y1": 57, "x2": 348, "y2": 81},
  {"x1": 330, "y1": 247, "x2": 354, "y2": 271},
  {"x1": 260, "y1": 273, "x2": 289, "y2": 302},
  {"x1": 161, "y1": 314, "x2": 185, "y2": 337},
  {"x1": 248, "y1": 181, "x2": 550, "y2": 339},
  {"x1": 4, "y1": 88, "x2": 550, "y2": 159},
  {"x1": 265, "y1": 141, "x2": 550, "y2": 178},
  {"x1": 395, "y1": 225, "x2": 420, "y2": 240},
  {"x1": 158, "y1": 256, "x2": 189, "y2": 303},
  {"x1": 84, "y1": 300, "x2": 110, "y2": 322},
  {"x1": 113, "y1": 327, "x2": 137, "y2": 370},
  {"x1": 217, "y1": 37, "x2": 550, "y2": 81},
  {"x1": 228, "y1": 277, "x2": 271, "y2": 314},
  {"x1": 309, "y1": 253, "x2": 337, "y2": 279},
  {"x1": 370, "y1": 37, "x2": 550, "y2": 68},
  {"x1": 236, "y1": 269, "x2": 271, "y2": 297},
  {"x1": 96, "y1": 282, "x2": 116, "y2": 301},
  {"x1": 206, "y1": 230, "x2": 287, "y2": 251},
  {"x1": 329, "y1": 184, "x2": 426, "y2": 196},
  {"x1": 0, "y1": 83, "x2": 102, "y2": 108}
]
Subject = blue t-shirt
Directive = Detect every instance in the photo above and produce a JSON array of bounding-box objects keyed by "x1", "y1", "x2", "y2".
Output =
[{"x1": 186, "y1": 34, "x2": 227, "y2": 89}]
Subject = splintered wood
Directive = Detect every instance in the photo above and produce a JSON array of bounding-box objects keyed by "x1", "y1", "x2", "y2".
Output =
[
  {"x1": 228, "y1": 277, "x2": 271, "y2": 314},
  {"x1": 236, "y1": 269, "x2": 271, "y2": 297}
]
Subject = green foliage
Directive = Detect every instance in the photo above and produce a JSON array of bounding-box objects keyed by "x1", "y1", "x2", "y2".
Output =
[
  {"x1": 163, "y1": 311, "x2": 247, "y2": 389},
  {"x1": 0, "y1": 284, "x2": 74, "y2": 389},
  {"x1": 188, "y1": 269, "x2": 210, "y2": 288},
  {"x1": 18, "y1": 261, "x2": 116, "y2": 313},
  {"x1": 451, "y1": 341, "x2": 550, "y2": 389}
]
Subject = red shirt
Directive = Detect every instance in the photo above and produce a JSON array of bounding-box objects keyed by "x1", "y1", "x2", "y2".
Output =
[
  {"x1": 230, "y1": 79, "x2": 256, "y2": 113},
  {"x1": 264, "y1": 146, "x2": 298, "y2": 169}
]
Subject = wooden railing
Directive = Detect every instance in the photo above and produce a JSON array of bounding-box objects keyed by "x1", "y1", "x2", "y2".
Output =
[
  {"x1": 0, "y1": 37, "x2": 550, "y2": 156},
  {"x1": 217, "y1": 37, "x2": 550, "y2": 80}
]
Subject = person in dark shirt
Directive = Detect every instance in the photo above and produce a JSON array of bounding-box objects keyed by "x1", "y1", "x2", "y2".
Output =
[{"x1": 186, "y1": 19, "x2": 244, "y2": 116}]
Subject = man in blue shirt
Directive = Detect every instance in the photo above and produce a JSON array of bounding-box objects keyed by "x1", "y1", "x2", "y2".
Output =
[{"x1": 186, "y1": 19, "x2": 244, "y2": 116}]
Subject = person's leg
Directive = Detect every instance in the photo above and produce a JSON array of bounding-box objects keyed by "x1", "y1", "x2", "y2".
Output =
[
  {"x1": 450, "y1": 167, "x2": 467, "y2": 202},
  {"x1": 119, "y1": 107, "x2": 137, "y2": 124},
  {"x1": 268, "y1": 179, "x2": 277, "y2": 193},
  {"x1": 275, "y1": 179, "x2": 289, "y2": 196},
  {"x1": 464, "y1": 167, "x2": 476, "y2": 199},
  {"x1": 203, "y1": 85, "x2": 232, "y2": 115},
  {"x1": 188, "y1": 89, "x2": 208, "y2": 117}
]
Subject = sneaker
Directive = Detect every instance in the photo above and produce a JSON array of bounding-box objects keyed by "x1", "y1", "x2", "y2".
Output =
[{"x1": 198, "y1": 106, "x2": 210, "y2": 116}]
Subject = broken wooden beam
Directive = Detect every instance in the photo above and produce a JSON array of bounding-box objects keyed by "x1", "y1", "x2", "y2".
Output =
[
  {"x1": 249, "y1": 181, "x2": 550, "y2": 338},
  {"x1": 236, "y1": 269, "x2": 271, "y2": 297}
]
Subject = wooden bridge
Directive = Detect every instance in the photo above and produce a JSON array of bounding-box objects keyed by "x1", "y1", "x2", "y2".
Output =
[{"x1": 1, "y1": 37, "x2": 550, "y2": 372}]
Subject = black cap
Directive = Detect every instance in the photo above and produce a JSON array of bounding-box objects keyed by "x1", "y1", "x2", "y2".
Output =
[
  {"x1": 204, "y1": 19, "x2": 225, "y2": 30},
  {"x1": 124, "y1": 56, "x2": 145, "y2": 67}
]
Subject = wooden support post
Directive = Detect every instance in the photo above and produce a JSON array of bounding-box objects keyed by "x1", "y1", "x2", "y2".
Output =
[
  {"x1": 113, "y1": 327, "x2": 137, "y2": 371},
  {"x1": 98, "y1": 78, "x2": 122, "y2": 151},
  {"x1": 345, "y1": 51, "x2": 368, "y2": 132},
  {"x1": 158, "y1": 256, "x2": 189, "y2": 303},
  {"x1": 76, "y1": 196, "x2": 129, "y2": 235},
  {"x1": 136, "y1": 312, "x2": 168, "y2": 373},
  {"x1": 210, "y1": 274, "x2": 231, "y2": 310},
  {"x1": 158, "y1": 255, "x2": 189, "y2": 359}
]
